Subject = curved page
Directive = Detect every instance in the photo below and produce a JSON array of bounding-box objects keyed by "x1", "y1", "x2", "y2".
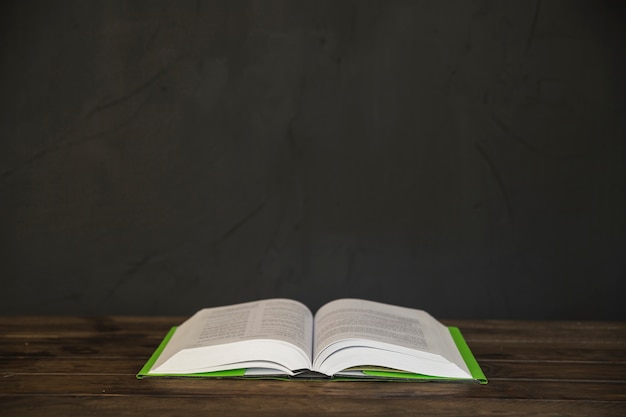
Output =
[
  {"x1": 150, "y1": 299, "x2": 313, "y2": 374},
  {"x1": 312, "y1": 299, "x2": 471, "y2": 377}
]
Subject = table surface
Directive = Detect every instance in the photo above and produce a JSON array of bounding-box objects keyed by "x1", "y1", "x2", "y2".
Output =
[{"x1": 1, "y1": 316, "x2": 625, "y2": 416}]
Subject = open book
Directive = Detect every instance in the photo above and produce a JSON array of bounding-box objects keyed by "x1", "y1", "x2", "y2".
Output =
[{"x1": 137, "y1": 298, "x2": 487, "y2": 383}]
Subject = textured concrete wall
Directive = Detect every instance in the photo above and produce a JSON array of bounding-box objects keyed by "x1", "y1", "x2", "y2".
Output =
[{"x1": 1, "y1": 1, "x2": 624, "y2": 318}]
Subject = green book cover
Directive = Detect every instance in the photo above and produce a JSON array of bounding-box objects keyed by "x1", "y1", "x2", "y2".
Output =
[{"x1": 137, "y1": 326, "x2": 487, "y2": 383}]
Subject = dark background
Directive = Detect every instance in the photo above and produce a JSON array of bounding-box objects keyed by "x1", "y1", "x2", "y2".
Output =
[{"x1": 1, "y1": 1, "x2": 624, "y2": 319}]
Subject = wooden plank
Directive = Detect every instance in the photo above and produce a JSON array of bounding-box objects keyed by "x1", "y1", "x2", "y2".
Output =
[
  {"x1": 469, "y1": 343, "x2": 626, "y2": 362},
  {"x1": 1, "y1": 318, "x2": 625, "y2": 416},
  {"x1": 0, "y1": 317, "x2": 621, "y2": 332},
  {"x1": 0, "y1": 316, "x2": 182, "y2": 337},
  {"x1": 0, "y1": 374, "x2": 484, "y2": 398},
  {"x1": 1, "y1": 396, "x2": 625, "y2": 417},
  {"x1": 2, "y1": 357, "x2": 625, "y2": 381},
  {"x1": 0, "y1": 357, "x2": 142, "y2": 375},
  {"x1": 0, "y1": 335, "x2": 166, "y2": 358},
  {"x1": 3, "y1": 317, "x2": 625, "y2": 342},
  {"x1": 478, "y1": 359, "x2": 626, "y2": 380},
  {"x1": 3, "y1": 320, "x2": 626, "y2": 360},
  {"x1": 3, "y1": 318, "x2": 625, "y2": 347},
  {"x1": 1, "y1": 374, "x2": 625, "y2": 401},
  {"x1": 447, "y1": 320, "x2": 626, "y2": 332},
  {"x1": 0, "y1": 316, "x2": 184, "y2": 329},
  {"x1": 447, "y1": 320, "x2": 626, "y2": 344},
  {"x1": 3, "y1": 337, "x2": 626, "y2": 363}
]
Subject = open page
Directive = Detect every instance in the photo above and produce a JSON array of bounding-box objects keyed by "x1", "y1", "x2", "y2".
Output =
[
  {"x1": 149, "y1": 299, "x2": 313, "y2": 374},
  {"x1": 312, "y1": 299, "x2": 471, "y2": 378}
]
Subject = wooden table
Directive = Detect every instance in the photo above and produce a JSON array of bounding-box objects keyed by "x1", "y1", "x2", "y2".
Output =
[{"x1": 1, "y1": 317, "x2": 625, "y2": 416}]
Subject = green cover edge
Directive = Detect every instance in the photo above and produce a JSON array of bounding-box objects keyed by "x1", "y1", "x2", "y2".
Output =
[
  {"x1": 448, "y1": 326, "x2": 488, "y2": 384},
  {"x1": 448, "y1": 326, "x2": 488, "y2": 383}
]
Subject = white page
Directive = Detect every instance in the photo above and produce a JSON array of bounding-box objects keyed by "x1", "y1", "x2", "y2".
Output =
[
  {"x1": 151, "y1": 299, "x2": 313, "y2": 372},
  {"x1": 312, "y1": 299, "x2": 470, "y2": 376}
]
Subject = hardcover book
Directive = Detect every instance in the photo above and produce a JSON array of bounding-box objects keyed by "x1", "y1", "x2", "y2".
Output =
[{"x1": 137, "y1": 298, "x2": 487, "y2": 383}]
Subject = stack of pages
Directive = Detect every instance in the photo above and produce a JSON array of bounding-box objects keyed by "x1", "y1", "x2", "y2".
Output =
[{"x1": 138, "y1": 298, "x2": 487, "y2": 383}]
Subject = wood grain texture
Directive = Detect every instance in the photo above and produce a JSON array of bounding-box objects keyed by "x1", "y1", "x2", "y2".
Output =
[{"x1": 1, "y1": 317, "x2": 625, "y2": 416}]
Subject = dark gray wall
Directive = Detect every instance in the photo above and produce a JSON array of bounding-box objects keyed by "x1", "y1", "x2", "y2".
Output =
[{"x1": 1, "y1": 1, "x2": 624, "y2": 319}]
